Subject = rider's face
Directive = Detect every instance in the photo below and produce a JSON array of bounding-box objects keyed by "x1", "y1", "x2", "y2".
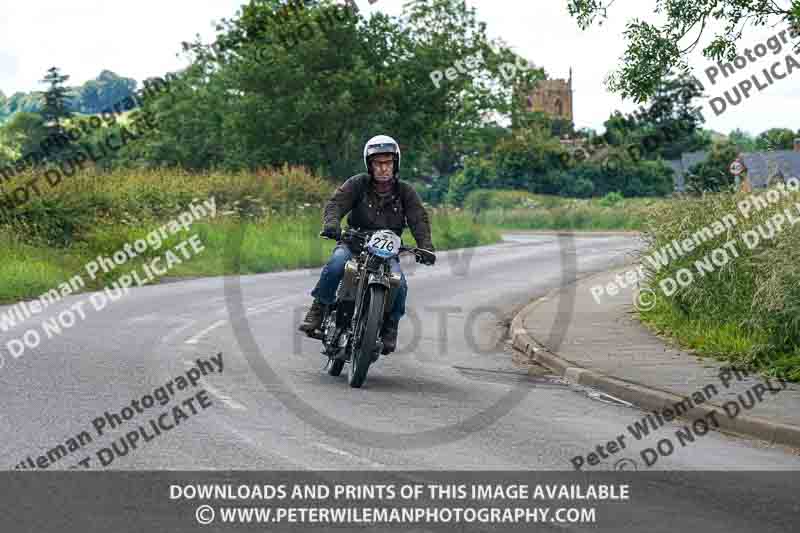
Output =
[{"x1": 371, "y1": 154, "x2": 394, "y2": 179}]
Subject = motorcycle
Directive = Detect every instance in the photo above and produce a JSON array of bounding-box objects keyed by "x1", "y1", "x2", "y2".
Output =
[{"x1": 314, "y1": 227, "x2": 435, "y2": 388}]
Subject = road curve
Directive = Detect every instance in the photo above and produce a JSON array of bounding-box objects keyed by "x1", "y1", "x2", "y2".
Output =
[{"x1": 2, "y1": 232, "x2": 798, "y2": 474}]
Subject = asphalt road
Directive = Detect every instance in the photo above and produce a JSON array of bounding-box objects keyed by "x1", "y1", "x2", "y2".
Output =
[
  {"x1": 2, "y1": 232, "x2": 798, "y2": 473},
  {"x1": 4, "y1": 232, "x2": 800, "y2": 531}
]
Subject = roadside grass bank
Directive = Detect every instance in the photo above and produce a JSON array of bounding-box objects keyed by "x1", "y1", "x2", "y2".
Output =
[
  {"x1": 462, "y1": 189, "x2": 667, "y2": 231},
  {"x1": 0, "y1": 166, "x2": 499, "y2": 303},
  {"x1": 638, "y1": 188, "x2": 800, "y2": 381}
]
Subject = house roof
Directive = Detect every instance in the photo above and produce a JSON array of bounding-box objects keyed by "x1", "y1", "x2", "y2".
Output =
[
  {"x1": 668, "y1": 149, "x2": 800, "y2": 191},
  {"x1": 664, "y1": 160, "x2": 686, "y2": 191},
  {"x1": 741, "y1": 151, "x2": 800, "y2": 188}
]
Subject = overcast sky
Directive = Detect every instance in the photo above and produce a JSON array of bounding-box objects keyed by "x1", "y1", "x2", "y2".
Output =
[{"x1": 1, "y1": 0, "x2": 796, "y2": 136}]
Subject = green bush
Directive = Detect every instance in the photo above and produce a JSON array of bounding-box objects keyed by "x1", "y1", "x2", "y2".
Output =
[
  {"x1": 492, "y1": 127, "x2": 569, "y2": 190},
  {"x1": 463, "y1": 189, "x2": 537, "y2": 212},
  {"x1": 446, "y1": 156, "x2": 496, "y2": 206},
  {"x1": 598, "y1": 191, "x2": 625, "y2": 207},
  {"x1": 685, "y1": 142, "x2": 739, "y2": 194},
  {"x1": 563, "y1": 177, "x2": 594, "y2": 198}
]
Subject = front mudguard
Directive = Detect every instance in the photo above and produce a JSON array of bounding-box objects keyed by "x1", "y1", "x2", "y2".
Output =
[{"x1": 367, "y1": 271, "x2": 403, "y2": 314}]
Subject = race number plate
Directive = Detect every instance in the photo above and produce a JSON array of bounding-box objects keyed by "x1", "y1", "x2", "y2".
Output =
[{"x1": 366, "y1": 230, "x2": 401, "y2": 258}]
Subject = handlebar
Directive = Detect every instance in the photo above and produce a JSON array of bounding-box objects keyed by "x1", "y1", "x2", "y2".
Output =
[{"x1": 319, "y1": 227, "x2": 435, "y2": 264}]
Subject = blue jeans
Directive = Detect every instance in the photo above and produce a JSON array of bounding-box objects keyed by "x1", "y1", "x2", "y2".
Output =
[{"x1": 311, "y1": 244, "x2": 407, "y2": 322}]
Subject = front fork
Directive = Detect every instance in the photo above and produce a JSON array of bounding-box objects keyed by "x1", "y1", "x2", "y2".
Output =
[{"x1": 351, "y1": 263, "x2": 399, "y2": 347}]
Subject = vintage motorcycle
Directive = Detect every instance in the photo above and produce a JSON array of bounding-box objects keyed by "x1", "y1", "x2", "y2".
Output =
[{"x1": 313, "y1": 227, "x2": 435, "y2": 388}]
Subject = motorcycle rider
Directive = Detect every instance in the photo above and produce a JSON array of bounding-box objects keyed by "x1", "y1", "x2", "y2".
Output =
[{"x1": 298, "y1": 135, "x2": 436, "y2": 354}]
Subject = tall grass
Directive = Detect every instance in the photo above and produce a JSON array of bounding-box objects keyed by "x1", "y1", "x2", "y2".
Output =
[
  {"x1": 638, "y1": 186, "x2": 800, "y2": 380},
  {"x1": 0, "y1": 165, "x2": 499, "y2": 303},
  {"x1": 464, "y1": 190, "x2": 666, "y2": 231}
]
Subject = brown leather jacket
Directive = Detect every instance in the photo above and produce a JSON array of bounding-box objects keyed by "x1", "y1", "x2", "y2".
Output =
[{"x1": 322, "y1": 173, "x2": 435, "y2": 252}]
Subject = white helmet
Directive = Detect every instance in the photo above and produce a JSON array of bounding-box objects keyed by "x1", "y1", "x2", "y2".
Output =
[{"x1": 363, "y1": 134, "x2": 401, "y2": 178}]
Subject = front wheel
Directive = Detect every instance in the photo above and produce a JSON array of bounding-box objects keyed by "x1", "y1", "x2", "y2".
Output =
[
  {"x1": 328, "y1": 358, "x2": 345, "y2": 376},
  {"x1": 348, "y1": 285, "x2": 385, "y2": 388}
]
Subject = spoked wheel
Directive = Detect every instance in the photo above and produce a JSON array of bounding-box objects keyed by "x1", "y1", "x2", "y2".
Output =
[
  {"x1": 328, "y1": 358, "x2": 345, "y2": 376},
  {"x1": 348, "y1": 285, "x2": 385, "y2": 388}
]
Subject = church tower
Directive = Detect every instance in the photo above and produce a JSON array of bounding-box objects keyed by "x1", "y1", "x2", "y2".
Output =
[{"x1": 525, "y1": 67, "x2": 574, "y2": 122}]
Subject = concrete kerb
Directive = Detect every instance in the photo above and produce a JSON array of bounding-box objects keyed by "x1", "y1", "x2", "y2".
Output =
[{"x1": 509, "y1": 270, "x2": 800, "y2": 449}]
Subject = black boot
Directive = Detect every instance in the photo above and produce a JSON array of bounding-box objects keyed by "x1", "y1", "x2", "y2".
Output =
[{"x1": 298, "y1": 299, "x2": 324, "y2": 336}]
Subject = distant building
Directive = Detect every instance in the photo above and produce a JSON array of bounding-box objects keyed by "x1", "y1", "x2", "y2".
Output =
[
  {"x1": 524, "y1": 68, "x2": 574, "y2": 122},
  {"x1": 670, "y1": 141, "x2": 800, "y2": 192}
]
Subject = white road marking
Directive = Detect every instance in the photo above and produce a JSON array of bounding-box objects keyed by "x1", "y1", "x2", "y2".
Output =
[
  {"x1": 307, "y1": 441, "x2": 388, "y2": 469},
  {"x1": 184, "y1": 296, "x2": 299, "y2": 344},
  {"x1": 246, "y1": 297, "x2": 283, "y2": 313},
  {"x1": 159, "y1": 318, "x2": 197, "y2": 344},
  {"x1": 183, "y1": 360, "x2": 246, "y2": 410},
  {"x1": 247, "y1": 305, "x2": 287, "y2": 317},
  {"x1": 126, "y1": 313, "x2": 162, "y2": 323},
  {"x1": 184, "y1": 320, "x2": 227, "y2": 345},
  {"x1": 219, "y1": 421, "x2": 308, "y2": 469},
  {"x1": 211, "y1": 295, "x2": 286, "y2": 316}
]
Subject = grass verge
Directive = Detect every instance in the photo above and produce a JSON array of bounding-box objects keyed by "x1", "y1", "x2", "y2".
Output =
[
  {"x1": 464, "y1": 190, "x2": 667, "y2": 231},
  {"x1": 0, "y1": 209, "x2": 500, "y2": 304},
  {"x1": 637, "y1": 187, "x2": 800, "y2": 381}
]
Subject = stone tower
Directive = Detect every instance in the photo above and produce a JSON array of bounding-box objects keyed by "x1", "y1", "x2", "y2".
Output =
[{"x1": 525, "y1": 68, "x2": 573, "y2": 121}]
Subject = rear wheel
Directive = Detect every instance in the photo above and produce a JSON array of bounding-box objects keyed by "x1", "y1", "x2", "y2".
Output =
[{"x1": 348, "y1": 285, "x2": 385, "y2": 388}]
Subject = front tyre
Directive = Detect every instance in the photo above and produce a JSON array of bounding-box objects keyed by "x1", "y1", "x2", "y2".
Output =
[
  {"x1": 328, "y1": 358, "x2": 345, "y2": 376},
  {"x1": 348, "y1": 285, "x2": 385, "y2": 388}
]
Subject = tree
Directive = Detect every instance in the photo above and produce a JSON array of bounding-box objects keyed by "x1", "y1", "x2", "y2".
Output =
[
  {"x1": 0, "y1": 112, "x2": 49, "y2": 157},
  {"x1": 1, "y1": 91, "x2": 44, "y2": 123},
  {"x1": 728, "y1": 129, "x2": 757, "y2": 152},
  {"x1": 567, "y1": 146, "x2": 675, "y2": 197},
  {"x1": 685, "y1": 142, "x2": 740, "y2": 193},
  {"x1": 40, "y1": 67, "x2": 73, "y2": 130},
  {"x1": 400, "y1": 0, "x2": 543, "y2": 176},
  {"x1": 755, "y1": 128, "x2": 797, "y2": 151},
  {"x1": 603, "y1": 72, "x2": 710, "y2": 160},
  {"x1": 492, "y1": 126, "x2": 569, "y2": 190},
  {"x1": 135, "y1": 0, "x2": 539, "y2": 177},
  {"x1": 446, "y1": 156, "x2": 496, "y2": 205},
  {"x1": 76, "y1": 70, "x2": 137, "y2": 114},
  {"x1": 568, "y1": 0, "x2": 800, "y2": 101}
]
